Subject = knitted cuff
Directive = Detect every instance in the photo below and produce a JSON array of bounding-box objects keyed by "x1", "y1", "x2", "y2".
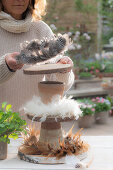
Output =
[{"x1": 0, "y1": 54, "x2": 16, "y2": 84}]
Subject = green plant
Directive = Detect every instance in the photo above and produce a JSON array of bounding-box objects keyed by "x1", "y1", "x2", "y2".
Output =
[
  {"x1": 0, "y1": 102, "x2": 26, "y2": 144},
  {"x1": 106, "y1": 96, "x2": 113, "y2": 107},
  {"x1": 104, "y1": 67, "x2": 113, "y2": 73},
  {"x1": 79, "y1": 72, "x2": 92, "y2": 78},
  {"x1": 74, "y1": 0, "x2": 97, "y2": 24},
  {"x1": 77, "y1": 99, "x2": 95, "y2": 116},
  {"x1": 92, "y1": 97, "x2": 111, "y2": 113},
  {"x1": 85, "y1": 61, "x2": 102, "y2": 71}
]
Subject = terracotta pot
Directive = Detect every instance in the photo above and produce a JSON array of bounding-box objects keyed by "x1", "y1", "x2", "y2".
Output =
[
  {"x1": 38, "y1": 81, "x2": 64, "y2": 104},
  {"x1": 78, "y1": 115, "x2": 95, "y2": 128},
  {"x1": 95, "y1": 111, "x2": 109, "y2": 124},
  {"x1": 38, "y1": 81, "x2": 65, "y2": 153},
  {"x1": 38, "y1": 122, "x2": 63, "y2": 154},
  {"x1": 0, "y1": 142, "x2": 7, "y2": 160},
  {"x1": 102, "y1": 73, "x2": 113, "y2": 77},
  {"x1": 110, "y1": 109, "x2": 113, "y2": 116}
]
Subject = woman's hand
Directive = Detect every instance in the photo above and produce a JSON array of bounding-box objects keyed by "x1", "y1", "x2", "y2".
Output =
[
  {"x1": 57, "y1": 56, "x2": 73, "y2": 73},
  {"x1": 5, "y1": 52, "x2": 24, "y2": 71}
]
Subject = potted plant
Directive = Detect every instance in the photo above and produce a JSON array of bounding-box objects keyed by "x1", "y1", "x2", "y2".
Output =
[
  {"x1": 0, "y1": 102, "x2": 26, "y2": 160},
  {"x1": 92, "y1": 97, "x2": 111, "y2": 124},
  {"x1": 106, "y1": 96, "x2": 113, "y2": 116},
  {"x1": 79, "y1": 72, "x2": 93, "y2": 80},
  {"x1": 77, "y1": 99, "x2": 95, "y2": 128}
]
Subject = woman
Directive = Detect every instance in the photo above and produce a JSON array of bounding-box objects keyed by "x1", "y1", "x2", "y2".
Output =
[{"x1": 0, "y1": 0, "x2": 74, "y2": 114}]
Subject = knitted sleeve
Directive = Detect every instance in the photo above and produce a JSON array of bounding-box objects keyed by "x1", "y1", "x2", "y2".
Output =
[
  {"x1": 35, "y1": 21, "x2": 75, "y2": 91},
  {"x1": 0, "y1": 54, "x2": 15, "y2": 84}
]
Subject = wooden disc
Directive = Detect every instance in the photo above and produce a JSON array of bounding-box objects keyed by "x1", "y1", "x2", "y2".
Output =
[
  {"x1": 27, "y1": 114, "x2": 75, "y2": 122},
  {"x1": 23, "y1": 64, "x2": 72, "y2": 75},
  {"x1": 18, "y1": 150, "x2": 88, "y2": 164}
]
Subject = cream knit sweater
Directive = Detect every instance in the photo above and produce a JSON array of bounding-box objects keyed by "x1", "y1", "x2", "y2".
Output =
[{"x1": 0, "y1": 12, "x2": 74, "y2": 113}]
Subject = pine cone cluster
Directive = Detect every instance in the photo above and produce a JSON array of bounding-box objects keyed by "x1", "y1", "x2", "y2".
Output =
[{"x1": 15, "y1": 34, "x2": 71, "y2": 64}]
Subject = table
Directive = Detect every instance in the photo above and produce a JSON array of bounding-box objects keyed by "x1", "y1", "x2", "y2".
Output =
[{"x1": 0, "y1": 136, "x2": 113, "y2": 170}]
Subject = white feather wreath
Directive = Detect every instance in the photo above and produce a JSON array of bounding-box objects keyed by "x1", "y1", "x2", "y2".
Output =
[{"x1": 21, "y1": 95, "x2": 82, "y2": 122}]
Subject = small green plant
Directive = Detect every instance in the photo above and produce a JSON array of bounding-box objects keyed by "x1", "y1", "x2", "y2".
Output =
[
  {"x1": 104, "y1": 68, "x2": 113, "y2": 73},
  {"x1": 0, "y1": 102, "x2": 26, "y2": 144},
  {"x1": 77, "y1": 99, "x2": 95, "y2": 117},
  {"x1": 106, "y1": 96, "x2": 113, "y2": 108},
  {"x1": 91, "y1": 97, "x2": 111, "y2": 113},
  {"x1": 79, "y1": 72, "x2": 92, "y2": 78},
  {"x1": 85, "y1": 61, "x2": 102, "y2": 71}
]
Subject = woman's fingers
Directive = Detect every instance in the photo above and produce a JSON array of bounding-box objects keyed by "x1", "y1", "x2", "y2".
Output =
[
  {"x1": 57, "y1": 57, "x2": 73, "y2": 66},
  {"x1": 57, "y1": 57, "x2": 73, "y2": 73},
  {"x1": 5, "y1": 52, "x2": 24, "y2": 71}
]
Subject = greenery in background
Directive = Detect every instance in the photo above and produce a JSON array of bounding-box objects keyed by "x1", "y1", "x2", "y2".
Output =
[
  {"x1": 104, "y1": 67, "x2": 113, "y2": 73},
  {"x1": 77, "y1": 97, "x2": 111, "y2": 116},
  {"x1": 77, "y1": 98, "x2": 95, "y2": 116},
  {"x1": 101, "y1": 0, "x2": 113, "y2": 44},
  {"x1": 74, "y1": 0, "x2": 113, "y2": 45},
  {"x1": 107, "y1": 96, "x2": 113, "y2": 107},
  {"x1": 92, "y1": 97, "x2": 111, "y2": 113},
  {"x1": 74, "y1": 0, "x2": 97, "y2": 16},
  {"x1": 0, "y1": 102, "x2": 26, "y2": 144},
  {"x1": 78, "y1": 60, "x2": 103, "y2": 72},
  {"x1": 101, "y1": 58, "x2": 113, "y2": 73},
  {"x1": 85, "y1": 61, "x2": 102, "y2": 71},
  {"x1": 95, "y1": 102, "x2": 111, "y2": 113},
  {"x1": 79, "y1": 72, "x2": 92, "y2": 78}
]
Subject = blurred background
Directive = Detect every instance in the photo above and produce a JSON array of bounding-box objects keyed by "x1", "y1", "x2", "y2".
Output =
[{"x1": 43, "y1": 0, "x2": 113, "y2": 136}]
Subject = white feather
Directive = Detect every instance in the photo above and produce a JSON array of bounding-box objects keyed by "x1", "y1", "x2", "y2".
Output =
[{"x1": 21, "y1": 95, "x2": 82, "y2": 121}]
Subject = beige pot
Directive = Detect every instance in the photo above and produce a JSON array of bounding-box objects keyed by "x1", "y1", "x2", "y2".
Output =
[
  {"x1": 95, "y1": 111, "x2": 109, "y2": 124},
  {"x1": 38, "y1": 81, "x2": 64, "y2": 104},
  {"x1": 0, "y1": 142, "x2": 7, "y2": 160},
  {"x1": 78, "y1": 115, "x2": 95, "y2": 128}
]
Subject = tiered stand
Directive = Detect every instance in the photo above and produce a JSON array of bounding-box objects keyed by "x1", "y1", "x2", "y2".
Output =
[{"x1": 18, "y1": 64, "x2": 88, "y2": 164}]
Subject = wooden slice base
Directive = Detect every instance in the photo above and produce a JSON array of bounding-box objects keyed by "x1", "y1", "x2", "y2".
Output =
[
  {"x1": 27, "y1": 114, "x2": 75, "y2": 122},
  {"x1": 23, "y1": 64, "x2": 72, "y2": 75},
  {"x1": 18, "y1": 150, "x2": 88, "y2": 164}
]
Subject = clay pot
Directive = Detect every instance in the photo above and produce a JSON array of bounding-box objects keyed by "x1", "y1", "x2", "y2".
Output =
[
  {"x1": 38, "y1": 81, "x2": 64, "y2": 104},
  {"x1": 38, "y1": 81, "x2": 65, "y2": 153},
  {"x1": 95, "y1": 111, "x2": 109, "y2": 124},
  {"x1": 78, "y1": 115, "x2": 95, "y2": 128},
  {"x1": 0, "y1": 142, "x2": 7, "y2": 160},
  {"x1": 110, "y1": 109, "x2": 113, "y2": 116},
  {"x1": 38, "y1": 122, "x2": 63, "y2": 154},
  {"x1": 102, "y1": 73, "x2": 113, "y2": 77}
]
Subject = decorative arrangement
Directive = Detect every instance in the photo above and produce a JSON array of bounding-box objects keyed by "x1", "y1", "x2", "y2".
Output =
[
  {"x1": 0, "y1": 102, "x2": 26, "y2": 160},
  {"x1": 18, "y1": 79, "x2": 88, "y2": 165},
  {"x1": 15, "y1": 34, "x2": 92, "y2": 168}
]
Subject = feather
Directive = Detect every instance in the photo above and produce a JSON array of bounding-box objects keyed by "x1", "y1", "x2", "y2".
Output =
[
  {"x1": 15, "y1": 34, "x2": 71, "y2": 64},
  {"x1": 21, "y1": 95, "x2": 82, "y2": 121}
]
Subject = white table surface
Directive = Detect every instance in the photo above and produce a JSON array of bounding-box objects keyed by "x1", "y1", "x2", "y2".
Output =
[{"x1": 0, "y1": 136, "x2": 113, "y2": 170}]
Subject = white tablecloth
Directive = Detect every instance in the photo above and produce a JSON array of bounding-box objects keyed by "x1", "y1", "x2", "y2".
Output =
[{"x1": 0, "y1": 136, "x2": 113, "y2": 170}]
